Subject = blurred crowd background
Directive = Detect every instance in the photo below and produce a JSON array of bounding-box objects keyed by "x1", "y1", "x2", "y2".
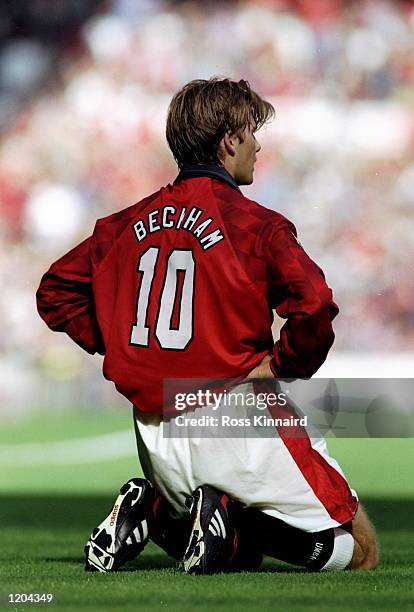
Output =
[{"x1": 1, "y1": 0, "x2": 414, "y2": 414}]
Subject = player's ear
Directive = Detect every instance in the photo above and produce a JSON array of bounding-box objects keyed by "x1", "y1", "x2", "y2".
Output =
[{"x1": 220, "y1": 131, "x2": 238, "y2": 158}]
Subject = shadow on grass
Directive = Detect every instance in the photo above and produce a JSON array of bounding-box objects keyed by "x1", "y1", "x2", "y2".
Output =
[
  {"x1": 42, "y1": 555, "x2": 179, "y2": 570},
  {"x1": 3, "y1": 495, "x2": 413, "y2": 572},
  {"x1": 2, "y1": 494, "x2": 412, "y2": 531},
  {"x1": 41, "y1": 555, "x2": 306, "y2": 574}
]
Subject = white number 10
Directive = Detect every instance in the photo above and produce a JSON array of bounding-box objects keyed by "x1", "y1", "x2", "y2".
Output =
[{"x1": 130, "y1": 247, "x2": 195, "y2": 350}]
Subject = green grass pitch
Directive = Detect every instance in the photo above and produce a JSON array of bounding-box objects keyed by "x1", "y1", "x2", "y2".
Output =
[{"x1": 1, "y1": 410, "x2": 414, "y2": 611}]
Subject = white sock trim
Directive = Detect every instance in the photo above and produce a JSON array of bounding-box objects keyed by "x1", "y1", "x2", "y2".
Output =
[{"x1": 321, "y1": 527, "x2": 354, "y2": 571}]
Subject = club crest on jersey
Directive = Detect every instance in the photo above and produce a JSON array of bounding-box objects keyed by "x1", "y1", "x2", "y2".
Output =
[{"x1": 132, "y1": 205, "x2": 225, "y2": 251}]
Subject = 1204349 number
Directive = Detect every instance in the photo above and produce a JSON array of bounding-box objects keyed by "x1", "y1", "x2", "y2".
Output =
[{"x1": 8, "y1": 593, "x2": 54, "y2": 603}]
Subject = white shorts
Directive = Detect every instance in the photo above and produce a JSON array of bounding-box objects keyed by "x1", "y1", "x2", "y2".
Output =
[{"x1": 133, "y1": 381, "x2": 358, "y2": 532}]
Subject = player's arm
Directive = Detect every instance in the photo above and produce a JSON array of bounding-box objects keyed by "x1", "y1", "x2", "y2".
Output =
[
  {"x1": 265, "y1": 219, "x2": 339, "y2": 378},
  {"x1": 36, "y1": 236, "x2": 105, "y2": 355}
]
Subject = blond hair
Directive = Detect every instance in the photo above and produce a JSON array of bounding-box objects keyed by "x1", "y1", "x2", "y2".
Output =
[{"x1": 166, "y1": 77, "x2": 274, "y2": 168}]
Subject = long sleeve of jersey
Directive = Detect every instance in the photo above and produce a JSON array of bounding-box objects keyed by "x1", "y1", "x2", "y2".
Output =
[
  {"x1": 266, "y1": 220, "x2": 339, "y2": 378},
  {"x1": 36, "y1": 237, "x2": 105, "y2": 355}
]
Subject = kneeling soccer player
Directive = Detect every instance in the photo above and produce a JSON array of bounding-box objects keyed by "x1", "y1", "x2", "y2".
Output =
[{"x1": 37, "y1": 77, "x2": 379, "y2": 574}]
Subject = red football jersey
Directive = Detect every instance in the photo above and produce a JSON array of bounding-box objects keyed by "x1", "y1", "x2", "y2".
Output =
[{"x1": 37, "y1": 167, "x2": 338, "y2": 413}]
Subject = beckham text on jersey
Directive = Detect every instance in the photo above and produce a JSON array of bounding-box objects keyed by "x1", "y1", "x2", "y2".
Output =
[{"x1": 133, "y1": 205, "x2": 225, "y2": 251}]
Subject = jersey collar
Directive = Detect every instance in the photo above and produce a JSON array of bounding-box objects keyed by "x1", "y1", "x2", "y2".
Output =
[{"x1": 175, "y1": 164, "x2": 241, "y2": 192}]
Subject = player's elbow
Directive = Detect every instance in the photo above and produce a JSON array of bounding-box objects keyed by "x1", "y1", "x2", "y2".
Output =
[
  {"x1": 311, "y1": 288, "x2": 337, "y2": 330},
  {"x1": 299, "y1": 299, "x2": 336, "y2": 375},
  {"x1": 312, "y1": 306, "x2": 336, "y2": 359},
  {"x1": 36, "y1": 276, "x2": 59, "y2": 326},
  {"x1": 318, "y1": 317, "x2": 335, "y2": 353},
  {"x1": 36, "y1": 279, "x2": 50, "y2": 323},
  {"x1": 311, "y1": 285, "x2": 337, "y2": 315}
]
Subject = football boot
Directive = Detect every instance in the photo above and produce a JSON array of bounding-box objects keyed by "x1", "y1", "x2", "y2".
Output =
[
  {"x1": 183, "y1": 484, "x2": 238, "y2": 574},
  {"x1": 84, "y1": 478, "x2": 157, "y2": 572}
]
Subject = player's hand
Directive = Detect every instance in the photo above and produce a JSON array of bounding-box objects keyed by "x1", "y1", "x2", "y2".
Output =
[{"x1": 246, "y1": 354, "x2": 273, "y2": 379}]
